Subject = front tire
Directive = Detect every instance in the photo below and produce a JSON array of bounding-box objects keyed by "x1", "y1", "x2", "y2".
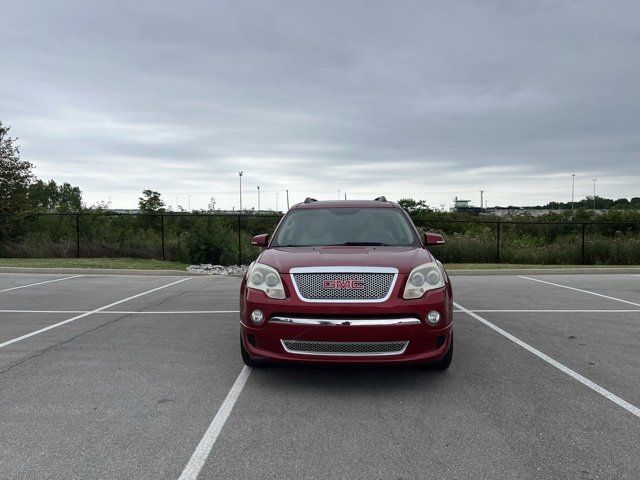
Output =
[
  {"x1": 431, "y1": 335, "x2": 453, "y2": 370},
  {"x1": 240, "y1": 335, "x2": 263, "y2": 368}
]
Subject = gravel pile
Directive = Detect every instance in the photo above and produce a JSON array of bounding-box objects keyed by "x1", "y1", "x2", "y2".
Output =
[{"x1": 187, "y1": 264, "x2": 248, "y2": 276}]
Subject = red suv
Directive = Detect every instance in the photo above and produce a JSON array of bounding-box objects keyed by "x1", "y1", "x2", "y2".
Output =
[{"x1": 239, "y1": 197, "x2": 453, "y2": 369}]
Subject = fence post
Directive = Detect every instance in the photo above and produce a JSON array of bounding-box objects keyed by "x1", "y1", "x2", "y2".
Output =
[
  {"x1": 495, "y1": 221, "x2": 501, "y2": 263},
  {"x1": 581, "y1": 223, "x2": 586, "y2": 265},
  {"x1": 75, "y1": 213, "x2": 81, "y2": 258},
  {"x1": 237, "y1": 214, "x2": 242, "y2": 266},
  {"x1": 161, "y1": 214, "x2": 166, "y2": 261}
]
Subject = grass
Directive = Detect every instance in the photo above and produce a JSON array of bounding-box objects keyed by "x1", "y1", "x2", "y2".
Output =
[
  {"x1": 444, "y1": 263, "x2": 638, "y2": 270},
  {"x1": 0, "y1": 258, "x2": 190, "y2": 270}
]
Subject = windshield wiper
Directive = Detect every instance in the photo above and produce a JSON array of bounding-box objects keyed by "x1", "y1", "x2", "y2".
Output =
[
  {"x1": 326, "y1": 242, "x2": 391, "y2": 246},
  {"x1": 273, "y1": 244, "x2": 315, "y2": 247}
]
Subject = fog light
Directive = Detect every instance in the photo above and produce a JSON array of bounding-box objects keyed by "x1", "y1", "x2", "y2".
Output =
[
  {"x1": 426, "y1": 310, "x2": 441, "y2": 325},
  {"x1": 250, "y1": 309, "x2": 265, "y2": 324}
]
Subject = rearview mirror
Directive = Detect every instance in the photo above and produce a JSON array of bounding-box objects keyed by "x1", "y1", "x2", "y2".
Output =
[
  {"x1": 251, "y1": 234, "x2": 269, "y2": 247},
  {"x1": 424, "y1": 232, "x2": 445, "y2": 246}
]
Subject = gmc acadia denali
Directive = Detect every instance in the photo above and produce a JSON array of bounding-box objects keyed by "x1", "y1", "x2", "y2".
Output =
[{"x1": 239, "y1": 197, "x2": 453, "y2": 368}]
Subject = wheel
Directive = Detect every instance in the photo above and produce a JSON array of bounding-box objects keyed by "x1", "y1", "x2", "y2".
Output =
[
  {"x1": 240, "y1": 335, "x2": 263, "y2": 368},
  {"x1": 431, "y1": 335, "x2": 453, "y2": 370}
]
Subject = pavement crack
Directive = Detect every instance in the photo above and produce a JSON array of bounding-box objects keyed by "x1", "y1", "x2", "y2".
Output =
[
  {"x1": 0, "y1": 282, "x2": 213, "y2": 377},
  {"x1": 0, "y1": 285, "x2": 202, "y2": 377},
  {"x1": 0, "y1": 313, "x2": 136, "y2": 377}
]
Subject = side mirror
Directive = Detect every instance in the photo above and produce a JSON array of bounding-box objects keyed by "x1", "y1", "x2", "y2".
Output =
[
  {"x1": 424, "y1": 232, "x2": 445, "y2": 246},
  {"x1": 251, "y1": 234, "x2": 269, "y2": 247}
]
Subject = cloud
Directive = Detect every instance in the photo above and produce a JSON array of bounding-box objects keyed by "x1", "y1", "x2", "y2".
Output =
[{"x1": 1, "y1": 0, "x2": 639, "y2": 210}]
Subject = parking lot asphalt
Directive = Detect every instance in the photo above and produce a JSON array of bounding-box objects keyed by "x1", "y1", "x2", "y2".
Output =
[{"x1": 0, "y1": 272, "x2": 638, "y2": 479}]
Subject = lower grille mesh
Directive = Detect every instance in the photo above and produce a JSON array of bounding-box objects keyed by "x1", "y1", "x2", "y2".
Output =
[{"x1": 282, "y1": 340, "x2": 408, "y2": 356}]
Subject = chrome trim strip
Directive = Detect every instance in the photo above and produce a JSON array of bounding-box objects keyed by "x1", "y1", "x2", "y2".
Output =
[
  {"x1": 289, "y1": 266, "x2": 399, "y2": 274},
  {"x1": 280, "y1": 340, "x2": 409, "y2": 356},
  {"x1": 270, "y1": 316, "x2": 422, "y2": 326},
  {"x1": 288, "y1": 266, "x2": 399, "y2": 303}
]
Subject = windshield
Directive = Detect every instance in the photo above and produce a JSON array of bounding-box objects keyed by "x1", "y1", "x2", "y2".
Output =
[{"x1": 271, "y1": 207, "x2": 419, "y2": 247}]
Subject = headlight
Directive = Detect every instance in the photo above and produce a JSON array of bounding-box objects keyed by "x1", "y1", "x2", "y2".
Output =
[
  {"x1": 403, "y1": 262, "x2": 445, "y2": 299},
  {"x1": 247, "y1": 262, "x2": 286, "y2": 299}
]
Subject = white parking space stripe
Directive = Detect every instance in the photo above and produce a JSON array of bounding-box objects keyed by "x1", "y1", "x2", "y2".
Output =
[
  {"x1": 0, "y1": 275, "x2": 83, "y2": 293},
  {"x1": 103, "y1": 310, "x2": 240, "y2": 315},
  {"x1": 454, "y1": 301, "x2": 640, "y2": 419},
  {"x1": 0, "y1": 310, "x2": 239, "y2": 315},
  {"x1": 0, "y1": 278, "x2": 191, "y2": 350},
  {"x1": 1, "y1": 308, "x2": 636, "y2": 315},
  {"x1": 0, "y1": 310, "x2": 86, "y2": 314},
  {"x1": 519, "y1": 276, "x2": 640, "y2": 307},
  {"x1": 178, "y1": 366, "x2": 251, "y2": 480},
  {"x1": 452, "y1": 309, "x2": 640, "y2": 313}
]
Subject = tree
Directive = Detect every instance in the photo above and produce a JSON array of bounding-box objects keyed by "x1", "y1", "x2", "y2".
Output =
[
  {"x1": 57, "y1": 182, "x2": 82, "y2": 211},
  {"x1": 138, "y1": 189, "x2": 166, "y2": 213},
  {"x1": 0, "y1": 121, "x2": 34, "y2": 213},
  {"x1": 398, "y1": 198, "x2": 431, "y2": 214},
  {"x1": 27, "y1": 179, "x2": 82, "y2": 212}
]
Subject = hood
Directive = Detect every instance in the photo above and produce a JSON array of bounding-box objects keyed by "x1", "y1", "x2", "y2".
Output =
[{"x1": 257, "y1": 246, "x2": 433, "y2": 274}]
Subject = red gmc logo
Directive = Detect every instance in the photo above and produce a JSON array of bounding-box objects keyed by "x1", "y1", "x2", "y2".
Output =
[{"x1": 322, "y1": 279, "x2": 365, "y2": 290}]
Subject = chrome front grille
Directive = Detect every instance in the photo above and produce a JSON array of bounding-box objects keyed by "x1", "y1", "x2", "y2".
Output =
[
  {"x1": 290, "y1": 267, "x2": 397, "y2": 302},
  {"x1": 281, "y1": 340, "x2": 409, "y2": 356}
]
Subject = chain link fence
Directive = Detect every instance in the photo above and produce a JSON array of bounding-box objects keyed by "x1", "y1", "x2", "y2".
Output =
[
  {"x1": 0, "y1": 212, "x2": 283, "y2": 266},
  {"x1": 413, "y1": 219, "x2": 640, "y2": 265},
  {"x1": 1, "y1": 212, "x2": 639, "y2": 265}
]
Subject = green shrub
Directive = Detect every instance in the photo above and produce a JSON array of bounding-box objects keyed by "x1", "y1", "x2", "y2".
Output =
[{"x1": 1, "y1": 211, "x2": 639, "y2": 266}]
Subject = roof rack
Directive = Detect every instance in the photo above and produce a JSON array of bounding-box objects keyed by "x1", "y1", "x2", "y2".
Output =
[
  {"x1": 373, "y1": 196, "x2": 387, "y2": 202},
  {"x1": 304, "y1": 197, "x2": 318, "y2": 203}
]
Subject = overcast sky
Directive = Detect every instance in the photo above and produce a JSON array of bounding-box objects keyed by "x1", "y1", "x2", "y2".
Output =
[{"x1": 1, "y1": 0, "x2": 639, "y2": 211}]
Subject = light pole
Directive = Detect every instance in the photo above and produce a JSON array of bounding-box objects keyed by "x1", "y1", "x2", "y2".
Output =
[
  {"x1": 571, "y1": 174, "x2": 575, "y2": 210},
  {"x1": 238, "y1": 171, "x2": 243, "y2": 212},
  {"x1": 257, "y1": 185, "x2": 260, "y2": 211},
  {"x1": 593, "y1": 178, "x2": 597, "y2": 210}
]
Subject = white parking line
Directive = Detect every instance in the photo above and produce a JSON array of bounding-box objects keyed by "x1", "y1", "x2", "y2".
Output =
[
  {"x1": 0, "y1": 275, "x2": 83, "y2": 293},
  {"x1": 0, "y1": 310, "x2": 86, "y2": 314},
  {"x1": 0, "y1": 278, "x2": 191, "y2": 349},
  {"x1": 104, "y1": 310, "x2": 240, "y2": 315},
  {"x1": 178, "y1": 366, "x2": 251, "y2": 480},
  {"x1": 452, "y1": 309, "x2": 640, "y2": 313},
  {"x1": 0, "y1": 310, "x2": 239, "y2": 315},
  {"x1": 519, "y1": 276, "x2": 640, "y2": 307},
  {"x1": 454, "y1": 301, "x2": 640, "y2": 419},
  {"x1": 1, "y1": 308, "x2": 637, "y2": 315}
]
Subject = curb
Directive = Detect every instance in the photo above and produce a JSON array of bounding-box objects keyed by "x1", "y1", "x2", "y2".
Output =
[{"x1": 0, "y1": 267, "x2": 198, "y2": 276}]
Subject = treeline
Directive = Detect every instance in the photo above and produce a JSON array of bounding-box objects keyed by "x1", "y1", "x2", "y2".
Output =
[
  {"x1": 535, "y1": 197, "x2": 640, "y2": 210},
  {"x1": 398, "y1": 199, "x2": 640, "y2": 224},
  {"x1": 1, "y1": 121, "x2": 82, "y2": 214}
]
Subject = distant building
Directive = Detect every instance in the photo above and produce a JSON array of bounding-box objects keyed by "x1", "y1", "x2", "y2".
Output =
[
  {"x1": 482, "y1": 208, "x2": 562, "y2": 218},
  {"x1": 451, "y1": 197, "x2": 484, "y2": 214},
  {"x1": 108, "y1": 209, "x2": 141, "y2": 214}
]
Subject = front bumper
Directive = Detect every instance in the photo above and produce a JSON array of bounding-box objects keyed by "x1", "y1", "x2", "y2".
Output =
[{"x1": 240, "y1": 277, "x2": 453, "y2": 365}]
